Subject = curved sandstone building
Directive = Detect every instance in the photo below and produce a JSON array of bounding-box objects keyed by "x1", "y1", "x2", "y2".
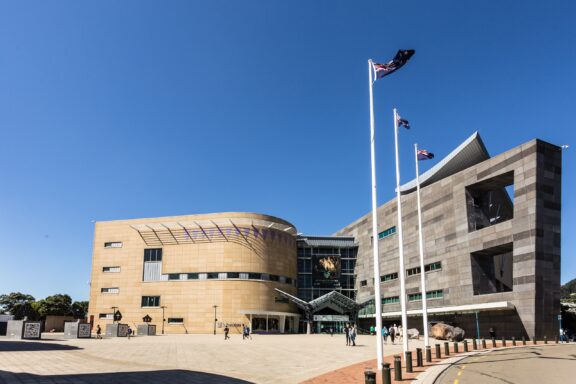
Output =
[{"x1": 88, "y1": 212, "x2": 299, "y2": 334}]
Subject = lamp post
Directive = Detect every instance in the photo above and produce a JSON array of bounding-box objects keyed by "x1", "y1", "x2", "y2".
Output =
[
  {"x1": 213, "y1": 305, "x2": 218, "y2": 335},
  {"x1": 161, "y1": 306, "x2": 166, "y2": 335}
]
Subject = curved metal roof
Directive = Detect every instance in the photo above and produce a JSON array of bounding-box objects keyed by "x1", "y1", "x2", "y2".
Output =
[{"x1": 400, "y1": 131, "x2": 489, "y2": 194}]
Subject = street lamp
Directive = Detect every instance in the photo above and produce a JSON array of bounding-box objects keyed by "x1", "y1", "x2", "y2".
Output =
[
  {"x1": 213, "y1": 305, "x2": 218, "y2": 335},
  {"x1": 161, "y1": 306, "x2": 166, "y2": 335}
]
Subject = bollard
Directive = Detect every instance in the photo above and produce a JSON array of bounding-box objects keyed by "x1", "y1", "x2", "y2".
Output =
[
  {"x1": 416, "y1": 348, "x2": 423, "y2": 367},
  {"x1": 473, "y1": 338, "x2": 478, "y2": 350},
  {"x1": 394, "y1": 355, "x2": 402, "y2": 381},
  {"x1": 502, "y1": 337, "x2": 506, "y2": 347},
  {"x1": 482, "y1": 338, "x2": 487, "y2": 349},
  {"x1": 512, "y1": 337, "x2": 516, "y2": 346},
  {"x1": 544, "y1": 336, "x2": 548, "y2": 344},
  {"x1": 522, "y1": 336, "x2": 526, "y2": 345},
  {"x1": 382, "y1": 363, "x2": 391, "y2": 384},
  {"x1": 364, "y1": 370, "x2": 376, "y2": 384},
  {"x1": 435, "y1": 343, "x2": 441, "y2": 359},
  {"x1": 444, "y1": 342, "x2": 450, "y2": 356},
  {"x1": 464, "y1": 340, "x2": 469, "y2": 352},
  {"x1": 426, "y1": 345, "x2": 432, "y2": 363},
  {"x1": 492, "y1": 338, "x2": 496, "y2": 348},
  {"x1": 454, "y1": 341, "x2": 459, "y2": 353},
  {"x1": 533, "y1": 337, "x2": 537, "y2": 345},
  {"x1": 405, "y1": 351, "x2": 413, "y2": 373}
]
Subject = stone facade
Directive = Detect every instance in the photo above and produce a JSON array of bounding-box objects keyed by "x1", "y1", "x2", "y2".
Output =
[{"x1": 336, "y1": 138, "x2": 561, "y2": 339}]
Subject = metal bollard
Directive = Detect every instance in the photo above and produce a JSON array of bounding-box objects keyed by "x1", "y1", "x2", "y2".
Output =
[
  {"x1": 463, "y1": 340, "x2": 468, "y2": 352},
  {"x1": 522, "y1": 336, "x2": 526, "y2": 345},
  {"x1": 426, "y1": 345, "x2": 432, "y2": 363},
  {"x1": 544, "y1": 336, "x2": 548, "y2": 344},
  {"x1": 364, "y1": 370, "x2": 376, "y2": 384},
  {"x1": 454, "y1": 341, "x2": 459, "y2": 353},
  {"x1": 394, "y1": 355, "x2": 402, "y2": 381},
  {"x1": 492, "y1": 338, "x2": 496, "y2": 348},
  {"x1": 405, "y1": 351, "x2": 413, "y2": 373},
  {"x1": 512, "y1": 337, "x2": 516, "y2": 346},
  {"x1": 472, "y1": 338, "x2": 478, "y2": 350},
  {"x1": 482, "y1": 338, "x2": 487, "y2": 349},
  {"x1": 416, "y1": 348, "x2": 423, "y2": 367},
  {"x1": 444, "y1": 342, "x2": 450, "y2": 356},
  {"x1": 382, "y1": 362, "x2": 392, "y2": 384},
  {"x1": 435, "y1": 344, "x2": 441, "y2": 359},
  {"x1": 502, "y1": 337, "x2": 506, "y2": 347}
]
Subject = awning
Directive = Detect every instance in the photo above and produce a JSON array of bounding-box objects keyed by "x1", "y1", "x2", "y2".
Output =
[
  {"x1": 238, "y1": 310, "x2": 300, "y2": 317},
  {"x1": 359, "y1": 301, "x2": 515, "y2": 318}
]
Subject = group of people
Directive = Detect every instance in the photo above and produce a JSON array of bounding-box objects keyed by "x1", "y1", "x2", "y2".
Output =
[
  {"x1": 94, "y1": 324, "x2": 133, "y2": 339},
  {"x1": 223, "y1": 324, "x2": 252, "y2": 340},
  {"x1": 344, "y1": 323, "x2": 357, "y2": 346},
  {"x1": 381, "y1": 324, "x2": 402, "y2": 344}
]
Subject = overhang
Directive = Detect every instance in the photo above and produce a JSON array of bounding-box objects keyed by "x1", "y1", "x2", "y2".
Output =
[
  {"x1": 358, "y1": 301, "x2": 515, "y2": 318},
  {"x1": 399, "y1": 131, "x2": 490, "y2": 194}
]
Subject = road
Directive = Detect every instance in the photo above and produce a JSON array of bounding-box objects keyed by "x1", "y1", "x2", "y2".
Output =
[{"x1": 435, "y1": 344, "x2": 576, "y2": 384}]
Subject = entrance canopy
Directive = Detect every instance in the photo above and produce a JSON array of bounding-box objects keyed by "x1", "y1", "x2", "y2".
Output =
[{"x1": 274, "y1": 289, "x2": 362, "y2": 317}]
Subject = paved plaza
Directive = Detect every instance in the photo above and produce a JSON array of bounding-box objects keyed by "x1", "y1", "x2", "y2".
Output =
[{"x1": 0, "y1": 333, "x2": 422, "y2": 383}]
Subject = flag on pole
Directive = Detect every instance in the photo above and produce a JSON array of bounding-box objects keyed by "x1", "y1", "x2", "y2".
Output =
[
  {"x1": 372, "y1": 49, "x2": 415, "y2": 80},
  {"x1": 417, "y1": 149, "x2": 434, "y2": 160},
  {"x1": 397, "y1": 114, "x2": 411, "y2": 129}
]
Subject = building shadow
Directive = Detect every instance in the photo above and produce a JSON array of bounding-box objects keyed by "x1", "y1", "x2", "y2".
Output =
[
  {"x1": 0, "y1": 369, "x2": 255, "y2": 384},
  {"x1": 0, "y1": 341, "x2": 81, "y2": 352}
]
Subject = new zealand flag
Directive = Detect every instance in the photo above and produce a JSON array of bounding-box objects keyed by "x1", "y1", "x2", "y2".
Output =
[{"x1": 372, "y1": 49, "x2": 415, "y2": 80}]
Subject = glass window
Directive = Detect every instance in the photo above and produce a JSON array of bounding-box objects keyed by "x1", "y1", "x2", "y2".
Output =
[
  {"x1": 103, "y1": 266, "x2": 121, "y2": 273},
  {"x1": 227, "y1": 272, "x2": 240, "y2": 279},
  {"x1": 248, "y1": 273, "x2": 261, "y2": 280},
  {"x1": 285, "y1": 277, "x2": 292, "y2": 285},
  {"x1": 99, "y1": 313, "x2": 114, "y2": 319},
  {"x1": 407, "y1": 267, "x2": 421, "y2": 276},
  {"x1": 425, "y1": 261, "x2": 442, "y2": 272},
  {"x1": 269, "y1": 274, "x2": 279, "y2": 282},
  {"x1": 382, "y1": 296, "x2": 400, "y2": 305},
  {"x1": 381, "y1": 272, "x2": 398, "y2": 282},
  {"x1": 167, "y1": 318, "x2": 184, "y2": 324},
  {"x1": 104, "y1": 242, "x2": 123, "y2": 248},
  {"x1": 239, "y1": 272, "x2": 249, "y2": 279},
  {"x1": 378, "y1": 226, "x2": 397, "y2": 239},
  {"x1": 187, "y1": 273, "x2": 199, "y2": 280},
  {"x1": 198, "y1": 273, "x2": 207, "y2": 279},
  {"x1": 360, "y1": 280, "x2": 367, "y2": 287},
  {"x1": 144, "y1": 248, "x2": 163, "y2": 262},
  {"x1": 427, "y1": 290, "x2": 444, "y2": 299},
  {"x1": 101, "y1": 287, "x2": 119, "y2": 294},
  {"x1": 168, "y1": 273, "x2": 180, "y2": 280},
  {"x1": 408, "y1": 293, "x2": 422, "y2": 302},
  {"x1": 207, "y1": 272, "x2": 219, "y2": 279},
  {"x1": 141, "y1": 296, "x2": 160, "y2": 307}
]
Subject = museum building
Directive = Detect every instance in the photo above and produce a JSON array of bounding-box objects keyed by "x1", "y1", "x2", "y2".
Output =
[{"x1": 88, "y1": 133, "x2": 562, "y2": 339}]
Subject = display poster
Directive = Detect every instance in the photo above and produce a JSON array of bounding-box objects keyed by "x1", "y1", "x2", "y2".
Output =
[{"x1": 312, "y1": 255, "x2": 341, "y2": 288}]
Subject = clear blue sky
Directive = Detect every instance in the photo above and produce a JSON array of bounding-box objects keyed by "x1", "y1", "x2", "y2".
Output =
[{"x1": 1, "y1": 1, "x2": 574, "y2": 301}]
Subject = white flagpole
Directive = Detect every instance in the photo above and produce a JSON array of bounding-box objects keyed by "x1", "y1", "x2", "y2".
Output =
[
  {"x1": 393, "y1": 108, "x2": 409, "y2": 354},
  {"x1": 368, "y1": 59, "x2": 384, "y2": 369},
  {"x1": 414, "y1": 143, "x2": 430, "y2": 348}
]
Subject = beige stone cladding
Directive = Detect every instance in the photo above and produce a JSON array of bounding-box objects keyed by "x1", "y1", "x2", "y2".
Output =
[{"x1": 88, "y1": 212, "x2": 299, "y2": 334}]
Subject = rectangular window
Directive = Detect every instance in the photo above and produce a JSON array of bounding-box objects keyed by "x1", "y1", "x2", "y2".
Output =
[
  {"x1": 269, "y1": 274, "x2": 279, "y2": 282},
  {"x1": 425, "y1": 261, "x2": 442, "y2": 272},
  {"x1": 227, "y1": 272, "x2": 240, "y2": 279},
  {"x1": 408, "y1": 290, "x2": 444, "y2": 301},
  {"x1": 99, "y1": 313, "x2": 114, "y2": 319},
  {"x1": 382, "y1": 296, "x2": 400, "y2": 305},
  {"x1": 101, "y1": 287, "x2": 119, "y2": 294},
  {"x1": 144, "y1": 248, "x2": 163, "y2": 262},
  {"x1": 381, "y1": 272, "x2": 398, "y2": 282},
  {"x1": 378, "y1": 226, "x2": 397, "y2": 239},
  {"x1": 104, "y1": 242, "x2": 123, "y2": 248},
  {"x1": 248, "y1": 273, "x2": 262, "y2": 280},
  {"x1": 198, "y1": 273, "x2": 207, "y2": 280},
  {"x1": 408, "y1": 293, "x2": 422, "y2": 302},
  {"x1": 239, "y1": 272, "x2": 249, "y2": 279},
  {"x1": 141, "y1": 296, "x2": 160, "y2": 307},
  {"x1": 167, "y1": 318, "x2": 184, "y2": 324},
  {"x1": 285, "y1": 277, "x2": 293, "y2": 285},
  {"x1": 407, "y1": 267, "x2": 421, "y2": 276},
  {"x1": 102, "y1": 266, "x2": 121, "y2": 273},
  {"x1": 187, "y1": 273, "x2": 199, "y2": 280},
  {"x1": 168, "y1": 273, "x2": 180, "y2": 280},
  {"x1": 206, "y1": 272, "x2": 219, "y2": 279},
  {"x1": 360, "y1": 280, "x2": 367, "y2": 287}
]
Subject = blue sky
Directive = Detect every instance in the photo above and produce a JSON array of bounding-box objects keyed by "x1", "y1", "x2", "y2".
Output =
[{"x1": 0, "y1": 1, "x2": 574, "y2": 301}]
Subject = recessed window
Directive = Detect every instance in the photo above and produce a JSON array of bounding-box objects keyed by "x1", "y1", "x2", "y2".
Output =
[
  {"x1": 471, "y1": 243, "x2": 513, "y2": 295},
  {"x1": 239, "y1": 272, "x2": 249, "y2": 279},
  {"x1": 381, "y1": 272, "x2": 398, "y2": 282},
  {"x1": 408, "y1": 290, "x2": 444, "y2": 302},
  {"x1": 99, "y1": 313, "x2": 114, "y2": 319},
  {"x1": 144, "y1": 248, "x2": 162, "y2": 262},
  {"x1": 285, "y1": 277, "x2": 293, "y2": 285},
  {"x1": 227, "y1": 272, "x2": 240, "y2": 279},
  {"x1": 141, "y1": 296, "x2": 160, "y2": 307},
  {"x1": 425, "y1": 262, "x2": 442, "y2": 272},
  {"x1": 466, "y1": 171, "x2": 514, "y2": 232},
  {"x1": 168, "y1": 273, "x2": 180, "y2": 280},
  {"x1": 103, "y1": 266, "x2": 121, "y2": 273},
  {"x1": 187, "y1": 273, "x2": 199, "y2": 280},
  {"x1": 269, "y1": 275, "x2": 279, "y2": 282},
  {"x1": 407, "y1": 267, "x2": 421, "y2": 276},
  {"x1": 104, "y1": 242, "x2": 123, "y2": 248},
  {"x1": 167, "y1": 318, "x2": 184, "y2": 324},
  {"x1": 378, "y1": 226, "x2": 397, "y2": 239},
  {"x1": 101, "y1": 287, "x2": 119, "y2": 294},
  {"x1": 383, "y1": 296, "x2": 400, "y2": 305},
  {"x1": 360, "y1": 280, "x2": 367, "y2": 287},
  {"x1": 248, "y1": 273, "x2": 262, "y2": 280},
  {"x1": 206, "y1": 272, "x2": 219, "y2": 279}
]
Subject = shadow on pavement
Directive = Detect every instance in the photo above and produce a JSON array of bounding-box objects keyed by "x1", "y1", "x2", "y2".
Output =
[
  {"x1": 0, "y1": 369, "x2": 254, "y2": 384},
  {"x1": 0, "y1": 341, "x2": 82, "y2": 352}
]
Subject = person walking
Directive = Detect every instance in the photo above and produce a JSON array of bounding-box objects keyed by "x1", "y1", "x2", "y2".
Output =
[
  {"x1": 127, "y1": 326, "x2": 132, "y2": 340},
  {"x1": 382, "y1": 325, "x2": 389, "y2": 344},
  {"x1": 489, "y1": 327, "x2": 496, "y2": 339},
  {"x1": 390, "y1": 324, "x2": 397, "y2": 345},
  {"x1": 242, "y1": 324, "x2": 246, "y2": 340},
  {"x1": 350, "y1": 324, "x2": 357, "y2": 346},
  {"x1": 224, "y1": 325, "x2": 230, "y2": 340},
  {"x1": 345, "y1": 323, "x2": 350, "y2": 346},
  {"x1": 96, "y1": 325, "x2": 102, "y2": 339}
]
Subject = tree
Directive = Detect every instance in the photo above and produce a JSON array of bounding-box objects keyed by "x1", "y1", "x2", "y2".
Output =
[
  {"x1": 71, "y1": 301, "x2": 89, "y2": 319},
  {"x1": 0, "y1": 292, "x2": 39, "y2": 320},
  {"x1": 36, "y1": 294, "x2": 72, "y2": 317}
]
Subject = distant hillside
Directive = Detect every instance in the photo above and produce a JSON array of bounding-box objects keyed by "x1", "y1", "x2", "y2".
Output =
[{"x1": 561, "y1": 278, "x2": 576, "y2": 299}]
